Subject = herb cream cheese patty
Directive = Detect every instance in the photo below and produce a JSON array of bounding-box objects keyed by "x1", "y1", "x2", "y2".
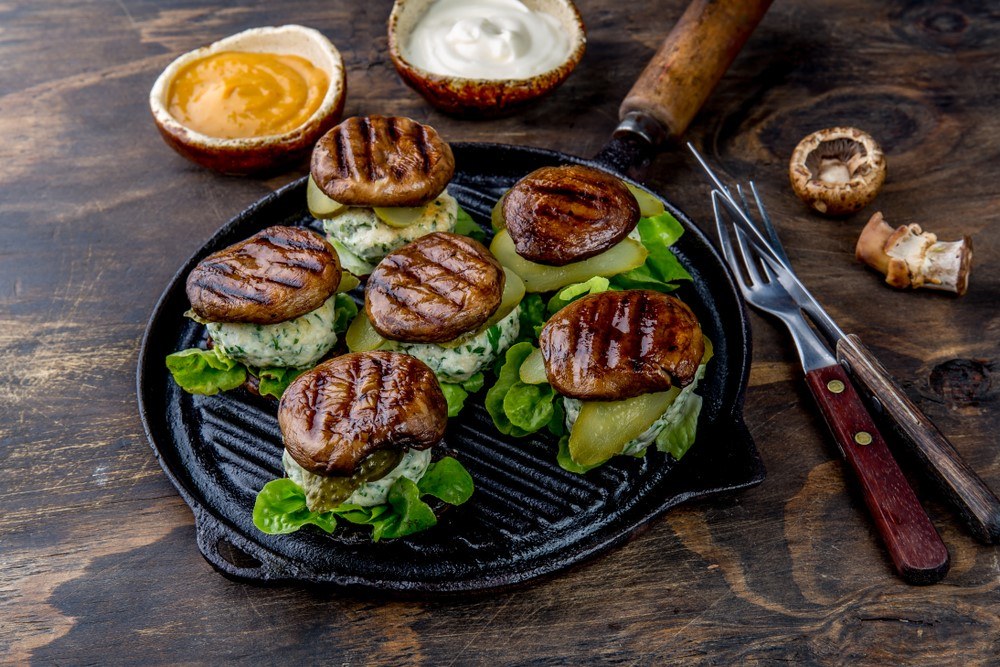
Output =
[
  {"x1": 322, "y1": 191, "x2": 458, "y2": 272},
  {"x1": 207, "y1": 294, "x2": 339, "y2": 369}
]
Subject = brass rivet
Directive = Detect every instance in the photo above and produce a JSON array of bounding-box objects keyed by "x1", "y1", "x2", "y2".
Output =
[
  {"x1": 854, "y1": 431, "x2": 873, "y2": 446},
  {"x1": 827, "y1": 380, "x2": 845, "y2": 394}
]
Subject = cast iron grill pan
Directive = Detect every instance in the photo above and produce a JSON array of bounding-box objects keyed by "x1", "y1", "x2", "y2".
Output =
[{"x1": 137, "y1": 143, "x2": 764, "y2": 592}]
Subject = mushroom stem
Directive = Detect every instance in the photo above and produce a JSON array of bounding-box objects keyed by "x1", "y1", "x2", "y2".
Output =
[{"x1": 856, "y1": 212, "x2": 972, "y2": 295}]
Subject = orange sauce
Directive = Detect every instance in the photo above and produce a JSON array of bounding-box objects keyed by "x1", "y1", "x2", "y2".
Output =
[{"x1": 167, "y1": 51, "x2": 328, "y2": 139}]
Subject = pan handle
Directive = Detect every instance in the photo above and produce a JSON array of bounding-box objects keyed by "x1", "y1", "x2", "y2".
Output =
[{"x1": 616, "y1": 0, "x2": 773, "y2": 146}]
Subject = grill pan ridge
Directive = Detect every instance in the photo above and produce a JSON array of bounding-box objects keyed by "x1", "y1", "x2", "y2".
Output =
[{"x1": 137, "y1": 143, "x2": 764, "y2": 592}]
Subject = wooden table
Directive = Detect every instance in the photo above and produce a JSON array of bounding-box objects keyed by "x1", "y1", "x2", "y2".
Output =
[{"x1": 3, "y1": 1, "x2": 998, "y2": 663}]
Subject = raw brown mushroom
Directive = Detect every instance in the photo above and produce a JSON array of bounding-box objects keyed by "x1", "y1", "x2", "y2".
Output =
[
  {"x1": 856, "y1": 212, "x2": 972, "y2": 295},
  {"x1": 789, "y1": 127, "x2": 886, "y2": 216}
]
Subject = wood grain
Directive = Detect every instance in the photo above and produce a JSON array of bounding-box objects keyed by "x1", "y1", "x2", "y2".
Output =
[{"x1": 1, "y1": 0, "x2": 999, "y2": 663}]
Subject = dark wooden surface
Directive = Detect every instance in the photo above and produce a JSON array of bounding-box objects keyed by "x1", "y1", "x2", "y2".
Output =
[{"x1": 2, "y1": 0, "x2": 998, "y2": 663}]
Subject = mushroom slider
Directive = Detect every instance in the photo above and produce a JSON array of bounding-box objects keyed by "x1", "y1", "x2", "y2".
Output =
[
  {"x1": 515, "y1": 289, "x2": 712, "y2": 469},
  {"x1": 186, "y1": 225, "x2": 343, "y2": 369},
  {"x1": 856, "y1": 211, "x2": 972, "y2": 295},
  {"x1": 789, "y1": 127, "x2": 886, "y2": 216},
  {"x1": 306, "y1": 115, "x2": 460, "y2": 275},
  {"x1": 253, "y1": 351, "x2": 475, "y2": 540},
  {"x1": 489, "y1": 164, "x2": 677, "y2": 293},
  {"x1": 346, "y1": 232, "x2": 526, "y2": 388}
]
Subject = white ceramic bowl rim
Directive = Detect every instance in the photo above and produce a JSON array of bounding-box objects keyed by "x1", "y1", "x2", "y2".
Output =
[{"x1": 149, "y1": 25, "x2": 345, "y2": 148}]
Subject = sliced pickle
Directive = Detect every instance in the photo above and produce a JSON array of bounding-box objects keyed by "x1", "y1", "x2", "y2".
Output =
[
  {"x1": 336, "y1": 271, "x2": 360, "y2": 293},
  {"x1": 345, "y1": 311, "x2": 387, "y2": 352},
  {"x1": 315, "y1": 449, "x2": 404, "y2": 506},
  {"x1": 307, "y1": 175, "x2": 347, "y2": 219},
  {"x1": 439, "y1": 268, "x2": 525, "y2": 348},
  {"x1": 490, "y1": 229, "x2": 648, "y2": 293},
  {"x1": 625, "y1": 182, "x2": 665, "y2": 218},
  {"x1": 518, "y1": 348, "x2": 547, "y2": 385},
  {"x1": 568, "y1": 387, "x2": 681, "y2": 467},
  {"x1": 373, "y1": 205, "x2": 426, "y2": 228},
  {"x1": 491, "y1": 193, "x2": 507, "y2": 231}
]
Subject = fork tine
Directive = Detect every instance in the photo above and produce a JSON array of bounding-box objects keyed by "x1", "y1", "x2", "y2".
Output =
[
  {"x1": 733, "y1": 223, "x2": 763, "y2": 286},
  {"x1": 711, "y1": 190, "x2": 735, "y2": 265},
  {"x1": 749, "y1": 181, "x2": 791, "y2": 265}
]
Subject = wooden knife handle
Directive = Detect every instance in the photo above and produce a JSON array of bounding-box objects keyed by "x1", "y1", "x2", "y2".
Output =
[
  {"x1": 837, "y1": 334, "x2": 1000, "y2": 544},
  {"x1": 804, "y1": 364, "x2": 950, "y2": 584},
  {"x1": 618, "y1": 0, "x2": 773, "y2": 141}
]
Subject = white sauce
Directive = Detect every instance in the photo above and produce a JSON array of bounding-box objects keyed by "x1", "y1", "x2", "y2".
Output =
[{"x1": 403, "y1": 0, "x2": 572, "y2": 80}]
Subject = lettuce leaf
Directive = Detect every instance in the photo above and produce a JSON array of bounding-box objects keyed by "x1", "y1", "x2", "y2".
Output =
[
  {"x1": 556, "y1": 436, "x2": 602, "y2": 473},
  {"x1": 438, "y1": 372, "x2": 485, "y2": 417},
  {"x1": 165, "y1": 346, "x2": 247, "y2": 395},
  {"x1": 610, "y1": 211, "x2": 692, "y2": 292},
  {"x1": 454, "y1": 205, "x2": 486, "y2": 243},
  {"x1": 329, "y1": 238, "x2": 376, "y2": 276},
  {"x1": 417, "y1": 456, "x2": 475, "y2": 505},
  {"x1": 252, "y1": 478, "x2": 338, "y2": 534},
  {"x1": 655, "y1": 393, "x2": 703, "y2": 460},
  {"x1": 546, "y1": 276, "x2": 615, "y2": 315},
  {"x1": 254, "y1": 457, "x2": 475, "y2": 541},
  {"x1": 517, "y1": 293, "x2": 547, "y2": 342},
  {"x1": 333, "y1": 293, "x2": 359, "y2": 334},
  {"x1": 255, "y1": 366, "x2": 305, "y2": 400},
  {"x1": 485, "y1": 342, "x2": 558, "y2": 437}
]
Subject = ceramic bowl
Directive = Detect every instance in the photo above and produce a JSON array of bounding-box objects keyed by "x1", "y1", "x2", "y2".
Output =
[{"x1": 150, "y1": 25, "x2": 346, "y2": 174}]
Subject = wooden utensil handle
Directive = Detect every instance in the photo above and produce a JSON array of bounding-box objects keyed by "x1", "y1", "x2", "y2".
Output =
[
  {"x1": 805, "y1": 364, "x2": 950, "y2": 584},
  {"x1": 837, "y1": 334, "x2": 1000, "y2": 544},
  {"x1": 618, "y1": 0, "x2": 773, "y2": 141}
]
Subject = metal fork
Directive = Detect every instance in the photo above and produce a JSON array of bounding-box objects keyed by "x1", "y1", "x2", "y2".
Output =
[
  {"x1": 693, "y1": 145, "x2": 1000, "y2": 547},
  {"x1": 711, "y1": 189, "x2": 950, "y2": 584}
]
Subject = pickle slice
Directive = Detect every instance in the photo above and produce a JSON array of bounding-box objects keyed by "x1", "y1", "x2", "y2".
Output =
[
  {"x1": 307, "y1": 175, "x2": 347, "y2": 219},
  {"x1": 312, "y1": 449, "x2": 404, "y2": 507},
  {"x1": 373, "y1": 205, "x2": 426, "y2": 228},
  {"x1": 491, "y1": 193, "x2": 507, "y2": 231},
  {"x1": 568, "y1": 388, "x2": 681, "y2": 467},
  {"x1": 490, "y1": 229, "x2": 648, "y2": 293},
  {"x1": 518, "y1": 348, "x2": 547, "y2": 385},
  {"x1": 336, "y1": 271, "x2": 360, "y2": 293},
  {"x1": 345, "y1": 311, "x2": 387, "y2": 352},
  {"x1": 625, "y1": 182, "x2": 665, "y2": 218},
  {"x1": 439, "y1": 268, "x2": 525, "y2": 348}
]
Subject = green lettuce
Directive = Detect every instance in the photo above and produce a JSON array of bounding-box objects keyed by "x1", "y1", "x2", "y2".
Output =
[
  {"x1": 332, "y1": 293, "x2": 359, "y2": 334},
  {"x1": 610, "y1": 211, "x2": 692, "y2": 292},
  {"x1": 252, "y1": 457, "x2": 474, "y2": 541},
  {"x1": 547, "y1": 276, "x2": 615, "y2": 315},
  {"x1": 517, "y1": 293, "x2": 547, "y2": 342},
  {"x1": 556, "y1": 436, "x2": 601, "y2": 474},
  {"x1": 438, "y1": 372, "x2": 485, "y2": 417},
  {"x1": 655, "y1": 393, "x2": 703, "y2": 460},
  {"x1": 485, "y1": 342, "x2": 560, "y2": 437},
  {"x1": 454, "y1": 205, "x2": 486, "y2": 243},
  {"x1": 165, "y1": 346, "x2": 246, "y2": 395},
  {"x1": 254, "y1": 366, "x2": 305, "y2": 400}
]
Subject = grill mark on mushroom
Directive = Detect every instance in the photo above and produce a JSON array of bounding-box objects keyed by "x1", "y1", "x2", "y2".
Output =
[
  {"x1": 186, "y1": 226, "x2": 341, "y2": 324},
  {"x1": 502, "y1": 164, "x2": 640, "y2": 266},
  {"x1": 541, "y1": 290, "x2": 704, "y2": 400},
  {"x1": 279, "y1": 352, "x2": 447, "y2": 476},
  {"x1": 310, "y1": 115, "x2": 455, "y2": 207},
  {"x1": 366, "y1": 232, "x2": 504, "y2": 343}
]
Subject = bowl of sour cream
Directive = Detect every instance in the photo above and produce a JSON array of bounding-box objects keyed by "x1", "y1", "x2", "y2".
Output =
[{"x1": 388, "y1": 0, "x2": 586, "y2": 117}]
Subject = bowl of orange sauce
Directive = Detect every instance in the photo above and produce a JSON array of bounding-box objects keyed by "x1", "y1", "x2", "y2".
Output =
[{"x1": 150, "y1": 25, "x2": 346, "y2": 174}]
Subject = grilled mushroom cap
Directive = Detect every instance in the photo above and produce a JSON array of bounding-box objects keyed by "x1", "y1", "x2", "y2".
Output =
[
  {"x1": 501, "y1": 165, "x2": 640, "y2": 266},
  {"x1": 789, "y1": 127, "x2": 886, "y2": 216},
  {"x1": 540, "y1": 290, "x2": 704, "y2": 400},
  {"x1": 279, "y1": 351, "x2": 447, "y2": 477},
  {"x1": 186, "y1": 226, "x2": 341, "y2": 324},
  {"x1": 310, "y1": 115, "x2": 455, "y2": 207},
  {"x1": 366, "y1": 232, "x2": 505, "y2": 343}
]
